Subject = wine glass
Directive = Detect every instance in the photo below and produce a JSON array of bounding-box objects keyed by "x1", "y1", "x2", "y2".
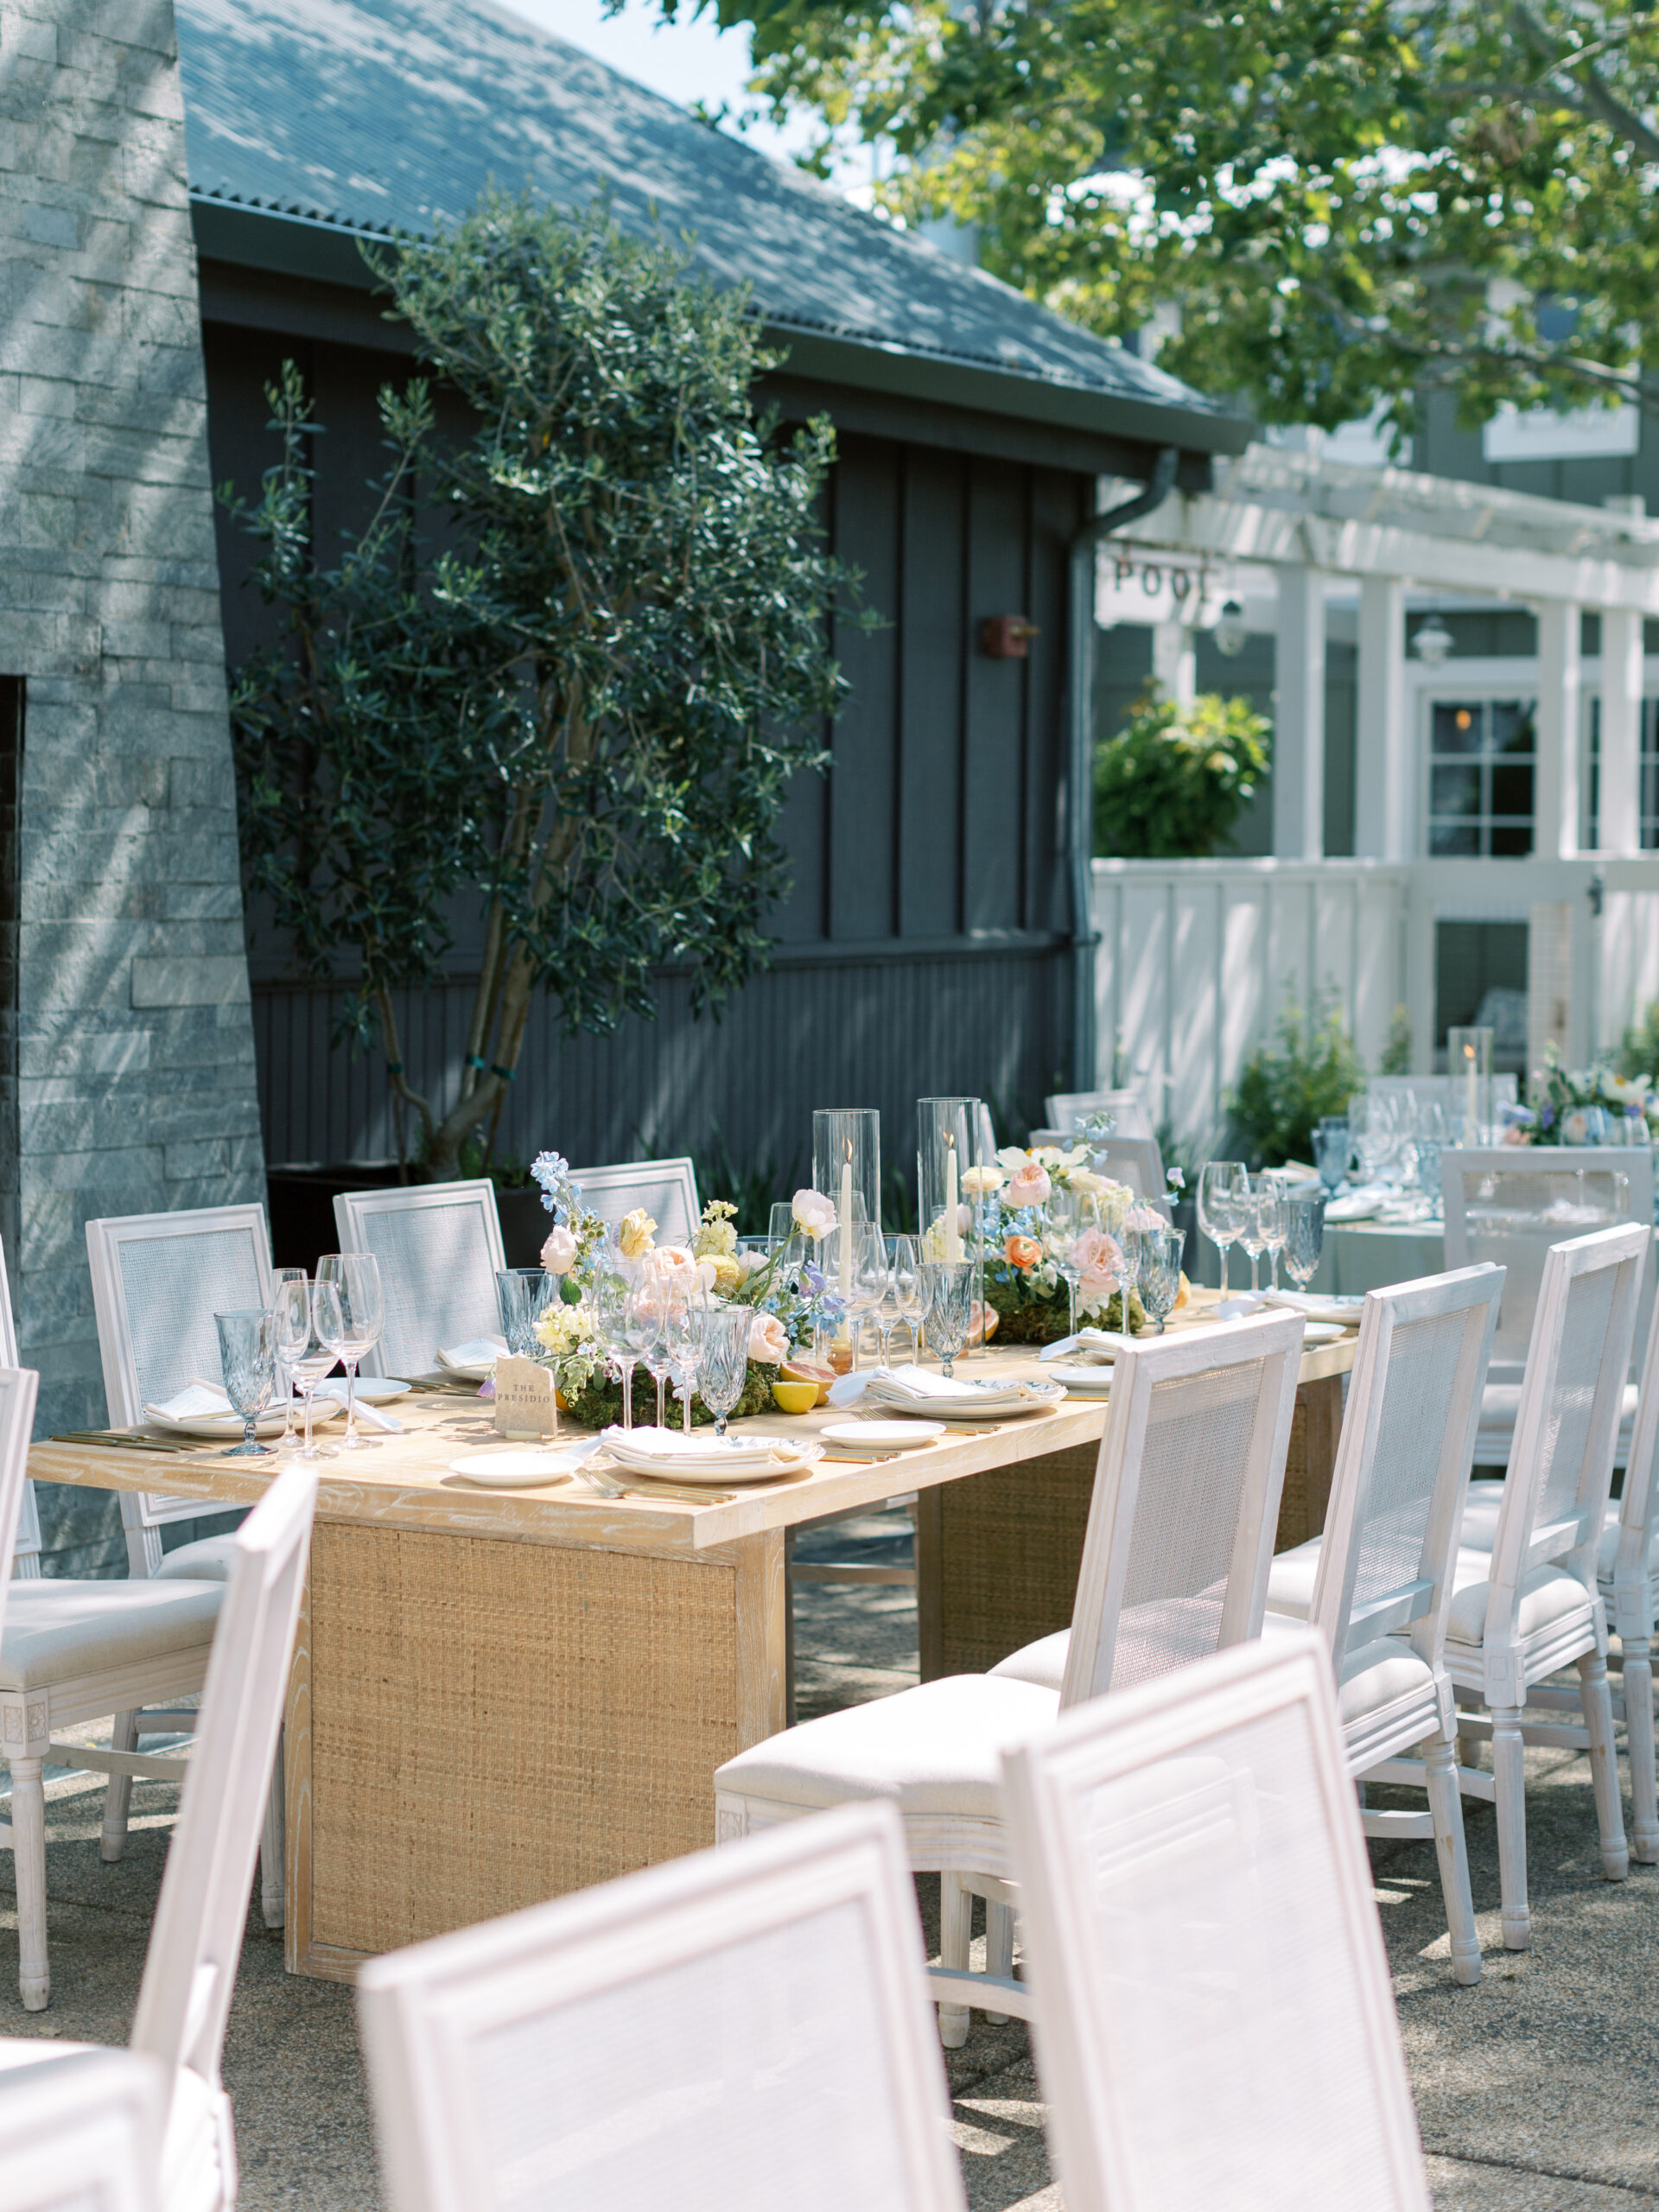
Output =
[
  {"x1": 215, "y1": 1309, "x2": 276, "y2": 1457},
  {"x1": 1283, "y1": 1195, "x2": 1325, "y2": 1292},
  {"x1": 924, "y1": 1260, "x2": 974, "y2": 1379},
  {"x1": 625, "y1": 1282, "x2": 672, "y2": 1429},
  {"x1": 1252, "y1": 1173, "x2": 1286, "y2": 1293},
  {"x1": 842, "y1": 1224, "x2": 889, "y2": 1371},
  {"x1": 318, "y1": 1252, "x2": 385, "y2": 1452},
  {"x1": 1313, "y1": 1118, "x2": 1350, "y2": 1197},
  {"x1": 287, "y1": 1279, "x2": 344, "y2": 1461},
  {"x1": 666, "y1": 1297, "x2": 705, "y2": 1434},
  {"x1": 697, "y1": 1306, "x2": 753, "y2": 1439},
  {"x1": 1044, "y1": 1187, "x2": 1095, "y2": 1338},
  {"x1": 889, "y1": 1236, "x2": 928, "y2": 1359},
  {"x1": 1138, "y1": 1224, "x2": 1185, "y2": 1334},
  {"x1": 1237, "y1": 1180, "x2": 1268, "y2": 1294},
  {"x1": 270, "y1": 1264, "x2": 307, "y2": 1452},
  {"x1": 590, "y1": 1264, "x2": 639, "y2": 1430},
  {"x1": 1198, "y1": 1160, "x2": 1247, "y2": 1290}
]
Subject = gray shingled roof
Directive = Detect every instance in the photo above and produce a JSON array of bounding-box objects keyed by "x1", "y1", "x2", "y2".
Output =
[{"x1": 175, "y1": 0, "x2": 1243, "y2": 449}]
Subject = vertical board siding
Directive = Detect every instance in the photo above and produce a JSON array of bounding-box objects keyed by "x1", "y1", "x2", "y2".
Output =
[{"x1": 1093, "y1": 859, "x2": 1411, "y2": 1145}]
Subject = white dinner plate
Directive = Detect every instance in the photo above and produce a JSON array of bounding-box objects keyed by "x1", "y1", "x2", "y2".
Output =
[
  {"x1": 437, "y1": 1359, "x2": 496, "y2": 1383},
  {"x1": 145, "y1": 1402, "x2": 345, "y2": 1440},
  {"x1": 447, "y1": 1440, "x2": 601, "y2": 1489},
  {"x1": 604, "y1": 1435, "x2": 825, "y2": 1484},
  {"x1": 820, "y1": 1420, "x2": 945, "y2": 1450}
]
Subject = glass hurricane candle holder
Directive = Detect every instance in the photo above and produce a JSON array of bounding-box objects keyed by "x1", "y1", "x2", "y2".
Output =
[
  {"x1": 813, "y1": 1109, "x2": 880, "y2": 1350},
  {"x1": 918, "y1": 1096, "x2": 985, "y2": 1353},
  {"x1": 1447, "y1": 1026, "x2": 1494, "y2": 1143}
]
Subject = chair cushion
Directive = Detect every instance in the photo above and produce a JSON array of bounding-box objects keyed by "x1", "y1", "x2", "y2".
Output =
[
  {"x1": 0, "y1": 1579, "x2": 221, "y2": 1691},
  {"x1": 1264, "y1": 1536, "x2": 1322, "y2": 1623},
  {"x1": 1444, "y1": 1560, "x2": 1592, "y2": 1649},
  {"x1": 156, "y1": 1536, "x2": 240, "y2": 1583},
  {"x1": 715, "y1": 1673, "x2": 1059, "y2": 1818},
  {"x1": 1334, "y1": 1637, "x2": 1435, "y2": 1725},
  {"x1": 988, "y1": 1630, "x2": 1069, "y2": 1693},
  {"x1": 1474, "y1": 1381, "x2": 1638, "y2": 1465},
  {"x1": 1459, "y1": 1481, "x2": 1655, "y2": 1584}
]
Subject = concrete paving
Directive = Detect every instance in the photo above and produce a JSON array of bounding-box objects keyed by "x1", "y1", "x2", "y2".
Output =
[{"x1": 3, "y1": 1537, "x2": 1656, "y2": 2209}]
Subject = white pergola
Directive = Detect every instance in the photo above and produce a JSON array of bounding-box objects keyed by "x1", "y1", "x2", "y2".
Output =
[{"x1": 1099, "y1": 443, "x2": 1659, "y2": 866}]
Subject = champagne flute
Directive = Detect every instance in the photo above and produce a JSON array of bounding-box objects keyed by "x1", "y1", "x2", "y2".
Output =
[
  {"x1": 317, "y1": 1251, "x2": 385, "y2": 1451},
  {"x1": 270, "y1": 1264, "x2": 307, "y2": 1452},
  {"x1": 626, "y1": 1283, "x2": 672, "y2": 1429},
  {"x1": 666, "y1": 1296, "x2": 705, "y2": 1434},
  {"x1": 215, "y1": 1309, "x2": 276, "y2": 1458},
  {"x1": 1237, "y1": 1180, "x2": 1268, "y2": 1294},
  {"x1": 1198, "y1": 1160, "x2": 1246, "y2": 1290},
  {"x1": 890, "y1": 1236, "x2": 928, "y2": 1358},
  {"x1": 1257, "y1": 1174, "x2": 1287, "y2": 1291},
  {"x1": 288, "y1": 1280, "x2": 343, "y2": 1461}
]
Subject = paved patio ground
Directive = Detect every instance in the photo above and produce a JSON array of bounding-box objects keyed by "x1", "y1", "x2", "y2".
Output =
[{"x1": 3, "y1": 1510, "x2": 1656, "y2": 2209}]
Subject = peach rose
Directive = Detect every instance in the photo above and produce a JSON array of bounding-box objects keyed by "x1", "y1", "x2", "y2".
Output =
[
  {"x1": 1004, "y1": 1233, "x2": 1042, "y2": 1270},
  {"x1": 1075, "y1": 1227, "x2": 1124, "y2": 1306},
  {"x1": 540, "y1": 1224, "x2": 578, "y2": 1275},
  {"x1": 1006, "y1": 1160, "x2": 1052, "y2": 1208},
  {"x1": 645, "y1": 1243, "x2": 697, "y2": 1279},
  {"x1": 748, "y1": 1312, "x2": 790, "y2": 1363},
  {"x1": 618, "y1": 1207, "x2": 657, "y2": 1259}
]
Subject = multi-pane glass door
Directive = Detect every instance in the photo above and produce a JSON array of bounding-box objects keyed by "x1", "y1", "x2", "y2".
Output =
[{"x1": 1426, "y1": 698, "x2": 1537, "y2": 855}]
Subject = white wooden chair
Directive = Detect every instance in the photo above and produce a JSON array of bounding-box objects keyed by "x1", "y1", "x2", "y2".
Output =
[
  {"x1": 1261, "y1": 1265, "x2": 1505, "y2": 1983},
  {"x1": 0, "y1": 2046, "x2": 166, "y2": 2212},
  {"x1": 569, "y1": 1155, "x2": 702, "y2": 1247},
  {"x1": 333, "y1": 1179, "x2": 505, "y2": 1379},
  {"x1": 1001, "y1": 1631, "x2": 1433, "y2": 2212},
  {"x1": 1456, "y1": 1252, "x2": 1659, "y2": 1866},
  {"x1": 86, "y1": 1205, "x2": 275, "y2": 1576},
  {"x1": 1045, "y1": 1088, "x2": 1155, "y2": 1141},
  {"x1": 717, "y1": 1312, "x2": 1303, "y2": 2044},
  {"x1": 1393, "y1": 1224, "x2": 1646, "y2": 1948},
  {"x1": 356, "y1": 1800, "x2": 968, "y2": 2212},
  {"x1": 1441, "y1": 1147, "x2": 1654, "y2": 1467},
  {"x1": 0, "y1": 1462, "x2": 318, "y2": 2212}
]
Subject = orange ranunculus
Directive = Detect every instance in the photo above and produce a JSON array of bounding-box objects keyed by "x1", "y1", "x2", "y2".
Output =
[{"x1": 1004, "y1": 1233, "x2": 1042, "y2": 1270}]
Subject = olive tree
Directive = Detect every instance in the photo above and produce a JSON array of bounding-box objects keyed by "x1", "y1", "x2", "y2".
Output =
[{"x1": 228, "y1": 193, "x2": 852, "y2": 1176}]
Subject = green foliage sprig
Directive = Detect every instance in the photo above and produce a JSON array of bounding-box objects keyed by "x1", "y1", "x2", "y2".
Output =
[
  {"x1": 1095, "y1": 690, "x2": 1270, "y2": 860},
  {"x1": 227, "y1": 191, "x2": 858, "y2": 1177},
  {"x1": 1228, "y1": 989, "x2": 1364, "y2": 1169}
]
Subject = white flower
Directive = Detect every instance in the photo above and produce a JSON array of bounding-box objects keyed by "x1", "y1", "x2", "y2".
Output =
[
  {"x1": 960, "y1": 1164, "x2": 1005, "y2": 1197},
  {"x1": 791, "y1": 1187, "x2": 836, "y2": 1236},
  {"x1": 540, "y1": 1226, "x2": 578, "y2": 1275},
  {"x1": 995, "y1": 1145, "x2": 1031, "y2": 1173}
]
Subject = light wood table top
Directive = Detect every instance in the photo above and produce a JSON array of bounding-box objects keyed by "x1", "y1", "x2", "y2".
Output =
[{"x1": 30, "y1": 1293, "x2": 1354, "y2": 1556}]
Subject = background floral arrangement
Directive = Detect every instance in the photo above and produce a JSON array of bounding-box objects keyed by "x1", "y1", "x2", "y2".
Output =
[
  {"x1": 953, "y1": 1144, "x2": 1148, "y2": 1344},
  {"x1": 1501, "y1": 1047, "x2": 1659, "y2": 1146}
]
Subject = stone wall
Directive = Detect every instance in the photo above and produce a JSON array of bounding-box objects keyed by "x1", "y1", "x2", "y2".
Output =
[{"x1": 1, "y1": 0, "x2": 264, "y2": 1569}]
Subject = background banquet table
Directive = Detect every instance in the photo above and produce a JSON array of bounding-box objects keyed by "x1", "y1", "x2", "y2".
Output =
[{"x1": 28, "y1": 1294, "x2": 1354, "y2": 1980}]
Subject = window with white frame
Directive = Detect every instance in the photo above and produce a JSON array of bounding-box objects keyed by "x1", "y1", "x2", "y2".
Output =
[{"x1": 1426, "y1": 698, "x2": 1537, "y2": 856}]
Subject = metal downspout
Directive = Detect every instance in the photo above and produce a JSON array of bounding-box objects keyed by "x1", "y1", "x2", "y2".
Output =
[{"x1": 1067, "y1": 444, "x2": 1180, "y2": 1089}]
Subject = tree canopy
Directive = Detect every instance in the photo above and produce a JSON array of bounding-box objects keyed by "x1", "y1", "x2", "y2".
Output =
[
  {"x1": 671, "y1": 0, "x2": 1659, "y2": 441},
  {"x1": 228, "y1": 192, "x2": 853, "y2": 1176}
]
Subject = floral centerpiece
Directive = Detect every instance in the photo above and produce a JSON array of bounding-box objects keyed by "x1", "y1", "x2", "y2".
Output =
[
  {"x1": 524, "y1": 1156, "x2": 846, "y2": 1426},
  {"x1": 948, "y1": 1143, "x2": 1152, "y2": 1344},
  {"x1": 1500, "y1": 1047, "x2": 1659, "y2": 1146}
]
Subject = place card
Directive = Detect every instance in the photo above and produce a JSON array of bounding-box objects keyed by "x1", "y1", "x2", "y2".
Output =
[{"x1": 493, "y1": 1355, "x2": 558, "y2": 1440}]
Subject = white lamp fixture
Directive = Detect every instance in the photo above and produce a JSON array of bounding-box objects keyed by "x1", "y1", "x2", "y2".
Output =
[
  {"x1": 1411, "y1": 613, "x2": 1454, "y2": 667},
  {"x1": 1213, "y1": 597, "x2": 1249, "y2": 658}
]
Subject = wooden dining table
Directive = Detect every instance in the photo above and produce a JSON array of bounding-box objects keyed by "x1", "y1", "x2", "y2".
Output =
[{"x1": 28, "y1": 1292, "x2": 1354, "y2": 1981}]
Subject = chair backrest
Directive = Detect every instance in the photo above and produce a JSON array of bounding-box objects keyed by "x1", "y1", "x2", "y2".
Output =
[
  {"x1": 0, "y1": 2047, "x2": 165, "y2": 2212},
  {"x1": 1307, "y1": 1266, "x2": 1503, "y2": 1663},
  {"x1": 1001, "y1": 1632, "x2": 1430, "y2": 2212},
  {"x1": 333, "y1": 1180, "x2": 505, "y2": 1379},
  {"x1": 356, "y1": 1801, "x2": 968, "y2": 2212},
  {"x1": 1441, "y1": 1147, "x2": 1655, "y2": 1376},
  {"x1": 86, "y1": 1205, "x2": 274, "y2": 1427},
  {"x1": 1090, "y1": 1135, "x2": 1166, "y2": 1201},
  {"x1": 1060, "y1": 1312, "x2": 1304, "y2": 1709},
  {"x1": 569, "y1": 1156, "x2": 702, "y2": 1248},
  {"x1": 11, "y1": 1478, "x2": 41, "y2": 1579},
  {"x1": 86, "y1": 1206, "x2": 275, "y2": 1565},
  {"x1": 1482, "y1": 1224, "x2": 1648, "y2": 1672},
  {"x1": 1046, "y1": 1088, "x2": 1154, "y2": 1141},
  {"x1": 0, "y1": 1370, "x2": 41, "y2": 1600},
  {"x1": 1604, "y1": 1279, "x2": 1659, "y2": 1630},
  {"x1": 130, "y1": 1462, "x2": 317, "y2": 2108}
]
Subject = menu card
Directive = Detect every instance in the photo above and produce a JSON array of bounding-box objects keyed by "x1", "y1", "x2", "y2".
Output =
[{"x1": 493, "y1": 1355, "x2": 559, "y2": 1439}]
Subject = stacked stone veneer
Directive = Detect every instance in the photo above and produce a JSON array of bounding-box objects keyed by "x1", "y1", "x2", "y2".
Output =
[{"x1": 1, "y1": 2, "x2": 264, "y2": 1567}]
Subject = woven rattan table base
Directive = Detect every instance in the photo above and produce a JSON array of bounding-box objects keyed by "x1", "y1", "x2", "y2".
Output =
[
  {"x1": 916, "y1": 1374, "x2": 1344, "y2": 1679},
  {"x1": 285, "y1": 1520, "x2": 785, "y2": 1977}
]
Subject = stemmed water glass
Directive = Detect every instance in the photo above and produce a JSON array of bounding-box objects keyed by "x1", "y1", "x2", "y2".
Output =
[
  {"x1": 591, "y1": 1265, "x2": 640, "y2": 1430},
  {"x1": 1044, "y1": 1187, "x2": 1095, "y2": 1338},
  {"x1": 924, "y1": 1260, "x2": 974, "y2": 1379},
  {"x1": 317, "y1": 1252, "x2": 385, "y2": 1452},
  {"x1": 270, "y1": 1264, "x2": 307, "y2": 1452},
  {"x1": 626, "y1": 1282, "x2": 673, "y2": 1428},
  {"x1": 836, "y1": 1224, "x2": 888, "y2": 1372},
  {"x1": 889, "y1": 1236, "x2": 927, "y2": 1359},
  {"x1": 1138, "y1": 1224, "x2": 1185, "y2": 1334},
  {"x1": 1198, "y1": 1160, "x2": 1247, "y2": 1290},
  {"x1": 215, "y1": 1308, "x2": 276, "y2": 1457},
  {"x1": 1252, "y1": 1173, "x2": 1287, "y2": 1293},
  {"x1": 697, "y1": 1306, "x2": 753, "y2": 1439},
  {"x1": 1313, "y1": 1117, "x2": 1351, "y2": 1197},
  {"x1": 1236, "y1": 1179, "x2": 1268, "y2": 1294},
  {"x1": 1282, "y1": 1194, "x2": 1325, "y2": 1292},
  {"x1": 666, "y1": 1297, "x2": 705, "y2": 1434}
]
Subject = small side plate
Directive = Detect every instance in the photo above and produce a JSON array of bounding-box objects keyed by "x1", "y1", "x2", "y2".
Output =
[
  {"x1": 822, "y1": 1419, "x2": 945, "y2": 1450},
  {"x1": 447, "y1": 1440, "x2": 601, "y2": 1489}
]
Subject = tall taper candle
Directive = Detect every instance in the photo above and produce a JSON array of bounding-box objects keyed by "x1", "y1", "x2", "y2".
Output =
[
  {"x1": 944, "y1": 1136, "x2": 962, "y2": 1262},
  {"x1": 839, "y1": 1153, "x2": 855, "y2": 1298}
]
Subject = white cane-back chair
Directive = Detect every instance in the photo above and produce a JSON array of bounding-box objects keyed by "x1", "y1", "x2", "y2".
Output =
[
  {"x1": 0, "y1": 1462, "x2": 317, "y2": 2212},
  {"x1": 569, "y1": 1156, "x2": 702, "y2": 1248},
  {"x1": 356, "y1": 1801, "x2": 967, "y2": 2212},
  {"x1": 1262, "y1": 1265, "x2": 1504, "y2": 1984},
  {"x1": 1001, "y1": 1632, "x2": 1432, "y2": 2212},
  {"x1": 0, "y1": 2046, "x2": 166, "y2": 2212},
  {"x1": 1414, "y1": 1224, "x2": 1645, "y2": 1948},
  {"x1": 1441, "y1": 1147, "x2": 1654, "y2": 1466},
  {"x1": 333, "y1": 1179, "x2": 505, "y2": 1379},
  {"x1": 717, "y1": 1313, "x2": 1303, "y2": 2044},
  {"x1": 1456, "y1": 1252, "x2": 1659, "y2": 1865},
  {"x1": 1045, "y1": 1088, "x2": 1154, "y2": 1141},
  {"x1": 86, "y1": 1206, "x2": 274, "y2": 1576}
]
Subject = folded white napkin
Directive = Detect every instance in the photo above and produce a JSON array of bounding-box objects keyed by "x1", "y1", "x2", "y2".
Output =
[
  {"x1": 147, "y1": 1383, "x2": 234, "y2": 1421},
  {"x1": 1038, "y1": 1328, "x2": 1129, "y2": 1363},
  {"x1": 437, "y1": 1336, "x2": 509, "y2": 1370},
  {"x1": 1324, "y1": 1185, "x2": 1390, "y2": 1224},
  {"x1": 1213, "y1": 1294, "x2": 1267, "y2": 1321},
  {"x1": 310, "y1": 1382, "x2": 401, "y2": 1432},
  {"x1": 1265, "y1": 1290, "x2": 1365, "y2": 1325},
  {"x1": 601, "y1": 1425, "x2": 782, "y2": 1469}
]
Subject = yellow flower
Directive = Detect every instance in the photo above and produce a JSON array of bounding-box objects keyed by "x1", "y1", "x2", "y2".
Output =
[
  {"x1": 694, "y1": 1217, "x2": 738, "y2": 1260},
  {"x1": 709, "y1": 1254, "x2": 741, "y2": 1293},
  {"x1": 618, "y1": 1207, "x2": 657, "y2": 1259}
]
